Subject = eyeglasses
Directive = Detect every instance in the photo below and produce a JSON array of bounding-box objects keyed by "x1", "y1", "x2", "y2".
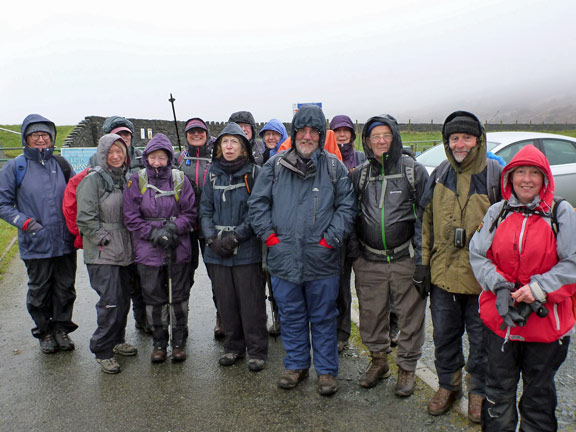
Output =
[
  {"x1": 28, "y1": 132, "x2": 50, "y2": 141},
  {"x1": 187, "y1": 128, "x2": 206, "y2": 135},
  {"x1": 369, "y1": 133, "x2": 393, "y2": 143},
  {"x1": 295, "y1": 128, "x2": 320, "y2": 139}
]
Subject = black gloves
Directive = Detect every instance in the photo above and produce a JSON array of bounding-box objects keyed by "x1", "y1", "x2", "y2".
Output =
[
  {"x1": 413, "y1": 265, "x2": 431, "y2": 299},
  {"x1": 209, "y1": 235, "x2": 238, "y2": 258},
  {"x1": 494, "y1": 282, "x2": 523, "y2": 328},
  {"x1": 148, "y1": 222, "x2": 180, "y2": 250},
  {"x1": 100, "y1": 233, "x2": 111, "y2": 246},
  {"x1": 24, "y1": 219, "x2": 43, "y2": 233}
]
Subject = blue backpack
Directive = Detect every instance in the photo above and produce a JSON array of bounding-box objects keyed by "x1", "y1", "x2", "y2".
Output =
[{"x1": 14, "y1": 154, "x2": 72, "y2": 187}]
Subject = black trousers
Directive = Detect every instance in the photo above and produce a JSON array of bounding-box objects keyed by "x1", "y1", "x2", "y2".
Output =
[
  {"x1": 87, "y1": 264, "x2": 131, "y2": 359},
  {"x1": 482, "y1": 329, "x2": 570, "y2": 432},
  {"x1": 137, "y1": 262, "x2": 191, "y2": 347},
  {"x1": 207, "y1": 263, "x2": 268, "y2": 360},
  {"x1": 24, "y1": 252, "x2": 78, "y2": 338},
  {"x1": 126, "y1": 263, "x2": 147, "y2": 327}
]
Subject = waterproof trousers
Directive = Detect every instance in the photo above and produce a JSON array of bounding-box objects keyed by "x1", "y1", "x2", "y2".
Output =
[
  {"x1": 137, "y1": 262, "x2": 191, "y2": 348},
  {"x1": 86, "y1": 264, "x2": 131, "y2": 359},
  {"x1": 430, "y1": 285, "x2": 486, "y2": 395},
  {"x1": 337, "y1": 258, "x2": 352, "y2": 343},
  {"x1": 272, "y1": 276, "x2": 339, "y2": 376},
  {"x1": 354, "y1": 256, "x2": 425, "y2": 371},
  {"x1": 207, "y1": 263, "x2": 268, "y2": 360},
  {"x1": 24, "y1": 252, "x2": 78, "y2": 338},
  {"x1": 126, "y1": 263, "x2": 147, "y2": 328},
  {"x1": 482, "y1": 330, "x2": 569, "y2": 432}
]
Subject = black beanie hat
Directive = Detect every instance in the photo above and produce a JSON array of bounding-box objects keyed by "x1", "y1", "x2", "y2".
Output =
[{"x1": 443, "y1": 116, "x2": 481, "y2": 140}]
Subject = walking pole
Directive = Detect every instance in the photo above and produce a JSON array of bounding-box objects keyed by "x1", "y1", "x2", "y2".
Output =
[
  {"x1": 169, "y1": 93, "x2": 182, "y2": 152},
  {"x1": 166, "y1": 245, "x2": 174, "y2": 349}
]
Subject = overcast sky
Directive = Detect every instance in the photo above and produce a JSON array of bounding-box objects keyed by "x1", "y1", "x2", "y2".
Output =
[{"x1": 2, "y1": 0, "x2": 575, "y2": 126}]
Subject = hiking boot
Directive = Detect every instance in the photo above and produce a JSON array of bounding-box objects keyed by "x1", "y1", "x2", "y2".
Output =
[
  {"x1": 214, "y1": 315, "x2": 225, "y2": 339},
  {"x1": 53, "y1": 331, "x2": 75, "y2": 351},
  {"x1": 359, "y1": 352, "x2": 390, "y2": 388},
  {"x1": 135, "y1": 321, "x2": 152, "y2": 334},
  {"x1": 427, "y1": 387, "x2": 462, "y2": 416},
  {"x1": 394, "y1": 367, "x2": 415, "y2": 397},
  {"x1": 248, "y1": 359, "x2": 266, "y2": 372},
  {"x1": 278, "y1": 369, "x2": 309, "y2": 389},
  {"x1": 39, "y1": 333, "x2": 59, "y2": 354},
  {"x1": 151, "y1": 347, "x2": 167, "y2": 363},
  {"x1": 219, "y1": 352, "x2": 244, "y2": 366},
  {"x1": 113, "y1": 343, "x2": 138, "y2": 356},
  {"x1": 96, "y1": 358, "x2": 121, "y2": 374},
  {"x1": 318, "y1": 374, "x2": 338, "y2": 396},
  {"x1": 268, "y1": 321, "x2": 281, "y2": 337},
  {"x1": 171, "y1": 346, "x2": 187, "y2": 362},
  {"x1": 468, "y1": 393, "x2": 483, "y2": 423},
  {"x1": 337, "y1": 340, "x2": 348, "y2": 354}
]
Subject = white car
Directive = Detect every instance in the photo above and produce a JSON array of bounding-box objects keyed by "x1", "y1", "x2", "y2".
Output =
[{"x1": 416, "y1": 132, "x2": 576, "y2": 205}]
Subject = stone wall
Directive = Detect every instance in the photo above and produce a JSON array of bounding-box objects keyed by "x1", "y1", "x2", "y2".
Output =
[{"x1": 63, "y1": 116, "x2": 576, "y2": 148}]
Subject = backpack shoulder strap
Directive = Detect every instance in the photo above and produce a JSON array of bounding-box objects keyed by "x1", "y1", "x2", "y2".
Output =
[
  {"x1": 244, "y1": 164, "x2": 256, "y2": 194},
  {"x1": 486, "y1": 158, "x2": 502, "y2": 204},
  {"x1": 355, "y1": 160, "x2": 371, "y2": 206},
  {"x1": 14, "y1": 154, "x2": 27, "y2": 188},
  {"x1": 171, "y1": 169, "x2": 185, "y2": 202},
  {"x1": 53, "y1": 154, "x2": 72, "y2": 183},
  {"x1": 324, "y1": 151, "x2": 339, "y2": 184},
  {"x1": 356, "y1": 151, "x2": 367, "y2": 165},
  {"x1": 401, "y1": 155, "x2": 416, "y2": 198},
  {"x1": 550, "y1": 196, "x2": 565, "y2": 236},
  {"x1": 138, "y1": 168, "x2": 148, "y2": 195}
]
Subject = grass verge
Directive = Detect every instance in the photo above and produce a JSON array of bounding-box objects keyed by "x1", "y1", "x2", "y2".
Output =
[{"x1": 0, "y1": 219, "x2": 18, "y2": 281}]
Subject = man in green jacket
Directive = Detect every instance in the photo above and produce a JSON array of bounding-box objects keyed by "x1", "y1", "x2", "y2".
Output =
[{"x1": 414, "y1": 111, "x2": 501, "y2": 423}]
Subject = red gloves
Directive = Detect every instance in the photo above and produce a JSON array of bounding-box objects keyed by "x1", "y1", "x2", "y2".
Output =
[
  {"x1": 266, "y1": 233, "x2": 280, "y2": 247},
  {"x1": 319, "y1": 237, "x2": 333, "y2": 249}
]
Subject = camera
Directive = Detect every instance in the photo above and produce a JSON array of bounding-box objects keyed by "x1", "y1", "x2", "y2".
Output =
[{"x1": 454, "y1": 228, "x2": 466, "y2": 248}]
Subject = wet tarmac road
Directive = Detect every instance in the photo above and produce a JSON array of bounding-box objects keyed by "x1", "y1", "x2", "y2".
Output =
[{"x1": 0, "y1": 252, "x2": 569, "y2": 431}]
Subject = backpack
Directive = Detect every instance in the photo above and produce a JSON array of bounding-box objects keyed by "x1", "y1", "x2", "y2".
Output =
[
  {"x1": 62, "y1": 166, "x2": 115, "y2": 249},
  {"x1": 138, "y1": 168, "x2": 185, "y2": 201},
  {"x1": 15, "y1": 153, "x2": 72, "y2": 188}
]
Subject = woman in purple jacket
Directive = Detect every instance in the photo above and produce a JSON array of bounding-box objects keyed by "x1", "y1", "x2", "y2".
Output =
[{"x1": 123, "y1": 133, "x2": 196, "y2": 363}]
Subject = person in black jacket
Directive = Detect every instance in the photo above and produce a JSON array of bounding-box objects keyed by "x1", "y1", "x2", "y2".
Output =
[
  {"x1": 200, "y1": 122, "x2": 267, "y2": 372},
  {"x1": 350, "y1": 114, "x2": 429, "y2": 397}
]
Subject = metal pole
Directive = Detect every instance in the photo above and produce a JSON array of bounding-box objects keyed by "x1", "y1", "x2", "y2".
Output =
[{"x1": 169, "y1": 93, "x2": 182, "y2": 152}]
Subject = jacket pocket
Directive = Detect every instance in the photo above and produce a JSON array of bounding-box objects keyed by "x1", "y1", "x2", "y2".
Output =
[{"x1": 20, "y1": 228, "x2": 50, "y2": 255}]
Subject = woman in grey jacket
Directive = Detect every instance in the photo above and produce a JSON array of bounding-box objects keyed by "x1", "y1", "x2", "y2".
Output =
[{"x1": 77, "y1": 134, "x2": 137, "y2": 374}]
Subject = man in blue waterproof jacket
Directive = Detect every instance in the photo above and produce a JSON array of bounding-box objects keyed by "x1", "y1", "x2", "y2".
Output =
[{"x1": 248, "y1": 106, "x2": 356, "y2": 396}]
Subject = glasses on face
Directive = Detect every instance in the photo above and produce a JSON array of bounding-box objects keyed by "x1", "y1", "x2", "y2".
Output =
[
  {"x1": 369, "y1": 133, "x2": 393, "y2": 143},
  {"x1": 29, "y1": 132, "x2": 50, "y2": 141},
  {"x1": 295, "y1": 128, "x2": 320, "y2": 139},
  {"x1": 187, "y1": 128, "x2": 206, "y2": 135}
]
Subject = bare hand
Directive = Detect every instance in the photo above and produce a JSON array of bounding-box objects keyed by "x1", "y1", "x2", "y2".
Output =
[{"x1": 511, "y1": 284, "x2": 535, "y2": 304}]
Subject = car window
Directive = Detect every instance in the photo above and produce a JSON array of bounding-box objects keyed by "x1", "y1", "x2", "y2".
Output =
[
  {"x1": 495, "y1": 140, "x2": 535, "y2": 164},
  {"x1": 541, "y1": 139, "x2": 576, "y2": 166},
  {"x1": 416, "y1": 144, "x2": 445, "y2": 165}
]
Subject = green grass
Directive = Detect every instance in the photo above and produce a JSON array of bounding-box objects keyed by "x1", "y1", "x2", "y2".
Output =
[
  {"x1": 0, "y1": 125, "x2": 74, "y2": 158},
  {"x1": 0, "y1": 219, "x2": 18, "y2": 281}
]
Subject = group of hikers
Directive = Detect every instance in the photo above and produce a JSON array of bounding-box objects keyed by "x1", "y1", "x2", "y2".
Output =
[{"x1": 0, "y1": 105, "x2": 574, "y2": 432}]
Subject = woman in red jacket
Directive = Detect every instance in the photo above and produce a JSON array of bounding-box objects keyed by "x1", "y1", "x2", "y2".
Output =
[{"x1": 469, "y1": 144, "x2": 576, "y2": 431}]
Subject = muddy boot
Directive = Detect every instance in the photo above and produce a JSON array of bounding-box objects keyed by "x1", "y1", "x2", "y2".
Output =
[
  {"x1": 213, "y1": 313, "x2": 225, "y2": 339},
  {"x1": 359, "y1": 352, "x2": 391, "y2": 388},
  {"x1": 394, "y1": 367, "x2": 415, "y2": 397}
]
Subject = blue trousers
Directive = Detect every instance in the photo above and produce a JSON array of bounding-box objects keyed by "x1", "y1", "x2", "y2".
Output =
[{"x1": 271, "y1": 276, "x2": 339, "y2": 376}]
